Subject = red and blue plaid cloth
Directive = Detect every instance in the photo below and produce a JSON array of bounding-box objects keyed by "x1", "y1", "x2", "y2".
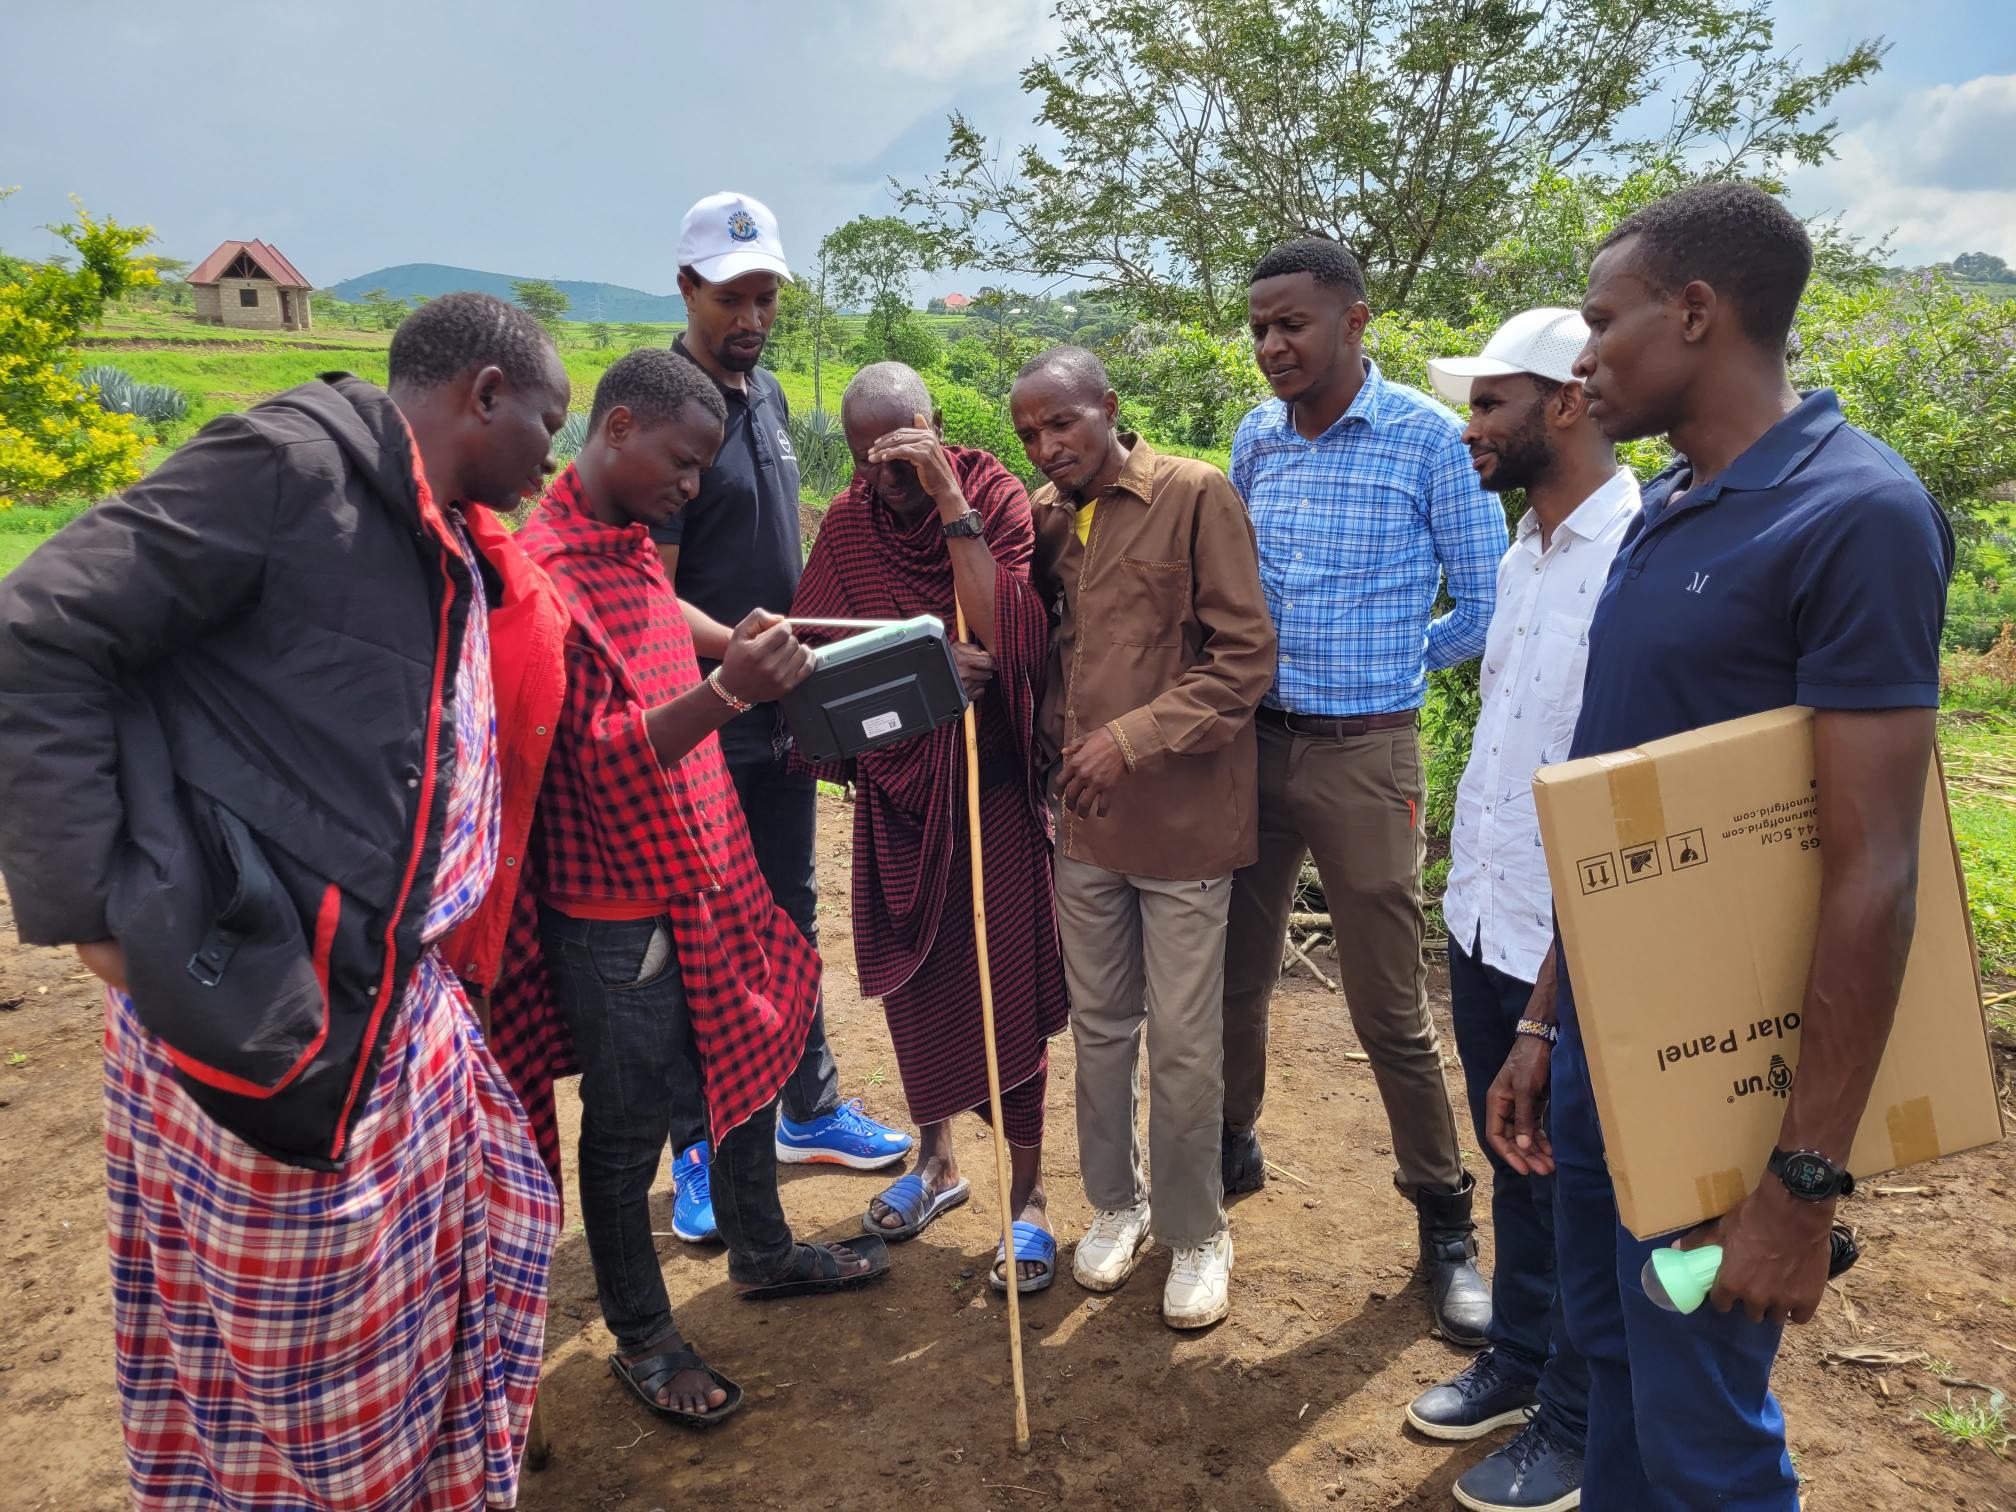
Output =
[
  {"x1": 103, "y1": 516, "x2": 560, "y2": 1510},
  {"x1": 507, "y1": 466, "x2": 816, "y2": 1153}
]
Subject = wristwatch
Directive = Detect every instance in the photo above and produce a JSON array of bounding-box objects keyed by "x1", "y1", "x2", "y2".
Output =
[
  {"x1": 1768, "y1": 1147, "x2": 1855, "y2": 1202},
  {"x1": 941, "y1": 509, "x2": 985, "y2": 538}
]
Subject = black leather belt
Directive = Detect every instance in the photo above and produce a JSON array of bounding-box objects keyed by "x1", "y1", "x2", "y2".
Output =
[{"x1": 1257, "y1": 705, "x2": 1419, "y2": 738}]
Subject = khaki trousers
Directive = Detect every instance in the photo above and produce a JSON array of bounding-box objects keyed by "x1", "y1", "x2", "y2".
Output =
[
  {"x1": 1222, "y1": 718, "x2": 1465, "y2": 1195},
  {"x1": 1055, "y1": 853, "x2": 1230, "y2": 1247}
]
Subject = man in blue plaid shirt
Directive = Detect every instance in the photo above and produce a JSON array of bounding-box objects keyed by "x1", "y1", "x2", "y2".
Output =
[{"x1": 1223, "y1": 238, "x2": 1507, "y2": 1346}]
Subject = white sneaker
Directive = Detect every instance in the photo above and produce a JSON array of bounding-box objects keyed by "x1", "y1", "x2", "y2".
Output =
[
  {"x1": 1071, "y1": 1200, "x2": 1152, "y2": 1292},
  {"x1": 1163, "y1": 1227, "x2": 1233, "y2": 1329}
]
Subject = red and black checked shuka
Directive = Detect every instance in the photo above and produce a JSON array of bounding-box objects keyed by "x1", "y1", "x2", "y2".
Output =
[
  {"x1": 793, "y1": 447, "x2": 1068, "y2": 1147},
  {"x1": 495, "y1": 466, "x2": 817, "y2": 1176}
]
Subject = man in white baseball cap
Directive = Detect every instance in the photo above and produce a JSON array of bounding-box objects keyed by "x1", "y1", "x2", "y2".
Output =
[
  {"x1": 1403, "y1": 307, "x2": 1639, "y2": 1512},
  {"x1": 654, "y1": 192, "x2": 916, "y2": 1246}
]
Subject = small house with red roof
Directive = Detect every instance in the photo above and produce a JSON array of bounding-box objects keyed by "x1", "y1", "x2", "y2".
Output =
[{"x1": 188, "y1": 240, "x2": 314, "y2": 331}]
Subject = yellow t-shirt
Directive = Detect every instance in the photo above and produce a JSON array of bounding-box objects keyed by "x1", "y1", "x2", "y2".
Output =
[{"x1": 1074, "y1": 497, "x2": 1097, "y2": 545}]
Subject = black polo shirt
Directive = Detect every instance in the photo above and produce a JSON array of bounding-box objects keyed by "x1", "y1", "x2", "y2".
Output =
[{"x1": 651, "y1": 338, "x2": 803, "y2": 763}]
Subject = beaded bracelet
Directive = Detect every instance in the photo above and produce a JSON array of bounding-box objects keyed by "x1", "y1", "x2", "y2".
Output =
[
  {"x1": 1515, "y1": 1018, "x2": 1559, "y2": 1044},
  {"x1": 706, "y1": 668, "x2": 753, "y2": 714}
]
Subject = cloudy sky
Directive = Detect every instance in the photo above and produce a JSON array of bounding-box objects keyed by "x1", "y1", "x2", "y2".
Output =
[{"x1": 2, "y1": 0, "x2": 2011, "y2": 296}]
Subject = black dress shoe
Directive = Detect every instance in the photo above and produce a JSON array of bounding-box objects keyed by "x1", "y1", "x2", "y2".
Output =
[
  {"x1": 1221, "y1": 1124, "x2": 1265, "y2": 1195},
  {"x1": 1404, "y1": 1349, "x2": 1537, "y2": 1441},
  {"x1": 1453, "y1": 1415, "x2": 1584, "y2": 1511},
  {"x1": 1414, "y1": 1172, "x2": 1492, "y2": 1346}
]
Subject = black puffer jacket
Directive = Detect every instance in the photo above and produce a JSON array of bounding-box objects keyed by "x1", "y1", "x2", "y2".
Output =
[{"x1": 0, "y1": 375, "x2": 477, "y2": 1168}]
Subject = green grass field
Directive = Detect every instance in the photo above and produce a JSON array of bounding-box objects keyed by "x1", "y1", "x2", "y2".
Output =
[
  {"x1": 0, "y1": 533, "x2": 41, "y2": 579},
  {"x1": 85, "y1": 306, "x2": 865, "y2": 460},
  {"x1": 1941, "y1": 711, "x2": 2016, "y2": 976}
]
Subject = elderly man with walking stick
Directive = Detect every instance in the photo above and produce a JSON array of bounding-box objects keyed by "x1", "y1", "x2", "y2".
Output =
[{"x1": 792, "y1": 362, "x2": 1071, "y2": 1297}]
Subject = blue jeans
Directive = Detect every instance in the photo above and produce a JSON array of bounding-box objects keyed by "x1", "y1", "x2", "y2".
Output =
[
  {"x1": 669, "y1": 754, "x2": 840, "y2": 1151},
  {"x1": 1552, "y1": 1010, "x2": 1798, "y2": 1510},
  {"x1": 1447, "y1": 935, "x2": 1589, "y2": 1443},
  {"x1": 541, "y1": 907, "x2": 797, "y2": 1354}
]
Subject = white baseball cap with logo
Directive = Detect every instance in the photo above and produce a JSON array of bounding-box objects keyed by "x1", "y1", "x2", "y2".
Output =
[
  {"x1": 1427, "y1": 306, "x2": 1589, "y2": 407},
  {"x1": 676, "y1": 191, "x2": 793, "y2": 285}
]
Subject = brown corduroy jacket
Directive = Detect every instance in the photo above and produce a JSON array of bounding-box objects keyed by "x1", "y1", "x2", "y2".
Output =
[{"x1": 1033, "y1": 437, "x2": 1277, "y2": 880}]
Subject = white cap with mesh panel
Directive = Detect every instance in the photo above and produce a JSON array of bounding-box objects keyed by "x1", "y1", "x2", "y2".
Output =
[
  {"x1": 676, "y1": 191, "x2": 793, "y2": 285},
  {"x1": 1427, "y1": 306, "x2": 1590, "y2": 407}
]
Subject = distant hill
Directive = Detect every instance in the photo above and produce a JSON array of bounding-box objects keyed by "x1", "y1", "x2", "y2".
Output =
[{"x1": 326, "y1": 264, "x2": 685, "y2": 323}]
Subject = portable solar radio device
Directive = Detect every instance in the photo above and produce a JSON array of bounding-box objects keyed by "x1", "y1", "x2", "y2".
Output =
[{"x1": 778, "y1": 615, "x2": 971, "y2": 762}]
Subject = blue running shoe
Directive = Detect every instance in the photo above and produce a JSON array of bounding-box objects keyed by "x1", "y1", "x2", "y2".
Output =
[
  {"x1": 669, "y1": 1142, "x2": 718, "y2": 1243},
  {"x1": 774, "y1": 1099, "x2": 914, "y2": 1169}
]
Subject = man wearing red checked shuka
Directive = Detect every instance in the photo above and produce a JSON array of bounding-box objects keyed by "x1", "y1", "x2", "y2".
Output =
[{"x1": 508, "y1": 349, "x2": 889, "y2": 1429}]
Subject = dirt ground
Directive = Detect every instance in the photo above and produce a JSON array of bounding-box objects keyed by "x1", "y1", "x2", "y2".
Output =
[{"x1": 3, "y1": 794, "x2": 2013, "y2": 1511}]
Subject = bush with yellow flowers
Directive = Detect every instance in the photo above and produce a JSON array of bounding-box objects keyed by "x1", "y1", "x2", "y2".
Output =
[{"x1": 0, "y1": 191, "x2": 158, "y2": 509}]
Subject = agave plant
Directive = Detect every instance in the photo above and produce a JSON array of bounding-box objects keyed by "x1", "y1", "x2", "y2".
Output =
[
  {"x1": 81, "y1": 364, "x2": 134, "y2": 407},
  {"x1": 81, "y1": 364, "x2": 189, "y2": 426},
  {"x1": 787, "y1": 407, "x2": 853, "y2": 498},
  {"x1": 553, "y1": 411, "x2": 591, "y2": 463}
]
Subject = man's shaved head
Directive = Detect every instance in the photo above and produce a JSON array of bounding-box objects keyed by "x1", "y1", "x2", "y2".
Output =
[
  {"x1": 841, "y1": 362, "x2": 932, "y2": 429},
  {"x1": 1013, "y1": 345, "x2": 1112, "y2": 405},
  {"x1": 840, "y1": 361, "x2": 940, "y2": 517}
]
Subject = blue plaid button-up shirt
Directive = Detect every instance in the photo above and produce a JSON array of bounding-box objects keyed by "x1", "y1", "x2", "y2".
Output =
[{"x1": 1231, "y1": 359, "x2": 1507, "y2": 715}]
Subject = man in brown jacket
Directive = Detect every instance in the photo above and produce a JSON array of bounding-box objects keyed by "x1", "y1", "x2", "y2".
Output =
[{"x1": 1015, "y1": 347, "x2": 1276, "y2": 1328}]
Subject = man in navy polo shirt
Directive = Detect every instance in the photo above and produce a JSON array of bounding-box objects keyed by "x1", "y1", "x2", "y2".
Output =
[
  {"x1": 1484, "y1": 183, "x2": 1953, "y2": 1509},
  {"x1": 650, "y1": 192, "x2": 912, "y2": 1243}
]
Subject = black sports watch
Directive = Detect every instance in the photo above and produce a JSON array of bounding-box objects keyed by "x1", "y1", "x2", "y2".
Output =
[
  {"x1": 1768, "y1": 1147, "x2": 1855, "y2": 1202},
  {"x1": 941, "y1": 509, "x2": 985, "y2": 538}
]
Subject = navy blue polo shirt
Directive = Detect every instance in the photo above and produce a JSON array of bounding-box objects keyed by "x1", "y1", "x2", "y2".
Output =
[
  {"x1": 1553, "y1": 390, "x2": 1954, "y2": 1141},
  {"x1": 650, "y1": 338, "x2": 803, "y2": 763}
]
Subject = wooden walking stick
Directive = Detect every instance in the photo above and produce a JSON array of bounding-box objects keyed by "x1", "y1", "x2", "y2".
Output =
[{"x1": 954, "y1": 597, "x2": 1033, "y2": 1455}]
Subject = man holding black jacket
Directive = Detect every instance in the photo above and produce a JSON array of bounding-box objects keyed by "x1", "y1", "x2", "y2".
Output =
[{"x1": 0, "y1": 293, "x2": 570, "y2": 1509}]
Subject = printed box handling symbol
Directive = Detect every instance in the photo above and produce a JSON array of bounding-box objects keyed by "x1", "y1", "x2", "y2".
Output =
[
  {"x1": 1622, "y1": 841, "x2": 1663, "y2": 883},
  {"x1": 1577, "y1": 853, "x2": 1618, "y2": 895}
]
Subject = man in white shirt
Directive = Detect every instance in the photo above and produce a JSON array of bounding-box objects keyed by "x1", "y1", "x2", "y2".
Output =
[{"x1": 1404, "y1": 309, "x2": 1639, "y2": 1512}]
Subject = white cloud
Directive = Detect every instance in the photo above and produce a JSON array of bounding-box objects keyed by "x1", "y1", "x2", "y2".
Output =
[
  {"x1": 1787, "y1": 73, "x2": 2016, "y2": 265},
  {"x1": 851, "y1": 0, "x2": 1065, "y2": 80},
  {"x1": 1878, "y1": 74, "x2": 2016, "y2": 191}
]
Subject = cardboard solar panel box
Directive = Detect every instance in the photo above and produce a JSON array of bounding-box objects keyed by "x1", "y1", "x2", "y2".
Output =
[
  {"x1": 1533, "y1": 706, "x2": 2002, "y2": 1238},
  {"x1": 779, "y1": 614, "x2": 969, "y2": 763}
]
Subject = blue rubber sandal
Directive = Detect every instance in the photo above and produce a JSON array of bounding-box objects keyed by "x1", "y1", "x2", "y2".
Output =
[
  {"x1": 989, "y1": 1220, "x2": 1057, "y2": 1293},
  {"x1": 863, "y1": 1172, "x2": 970, "y2": 1241}
]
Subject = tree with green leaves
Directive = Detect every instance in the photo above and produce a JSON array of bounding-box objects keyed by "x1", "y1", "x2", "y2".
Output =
[
  {"x1": 589, "y1": 321, "x2": 613, "y2": 350},
  {"x1": 946, "y1": 287, "x2": 1040, "y2": 401},
  {"x1": 312, "y1": 289, "x2": 358, "y2": 327},
  {"x1": 355, "y1": 287, "x2": 414, "y2": 331},
  {"x1": 133, "y1": 254, "x2": 191, "y2": 309},
  {"x1": 0, "y1": 192, "x2": 158, "y2": 506},
  {"x1": 820, "y1": 216, "x2": 939, "y2": 361},
  {"x1": 1950, "y1": 251, "x2": 2016, "y2": 285},
  {"x1": 510, "y1": 278, "x2": 570, "y2": 339},
  {"x1": 621, "y1": 321, "x2": 658, "y2": 347},
  {"x1": 901, "y1": 0, "x2": 1883, "y2": 323},
  {"x1": 765, "y1": 266, "x2": 845, "y2": 382}
]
